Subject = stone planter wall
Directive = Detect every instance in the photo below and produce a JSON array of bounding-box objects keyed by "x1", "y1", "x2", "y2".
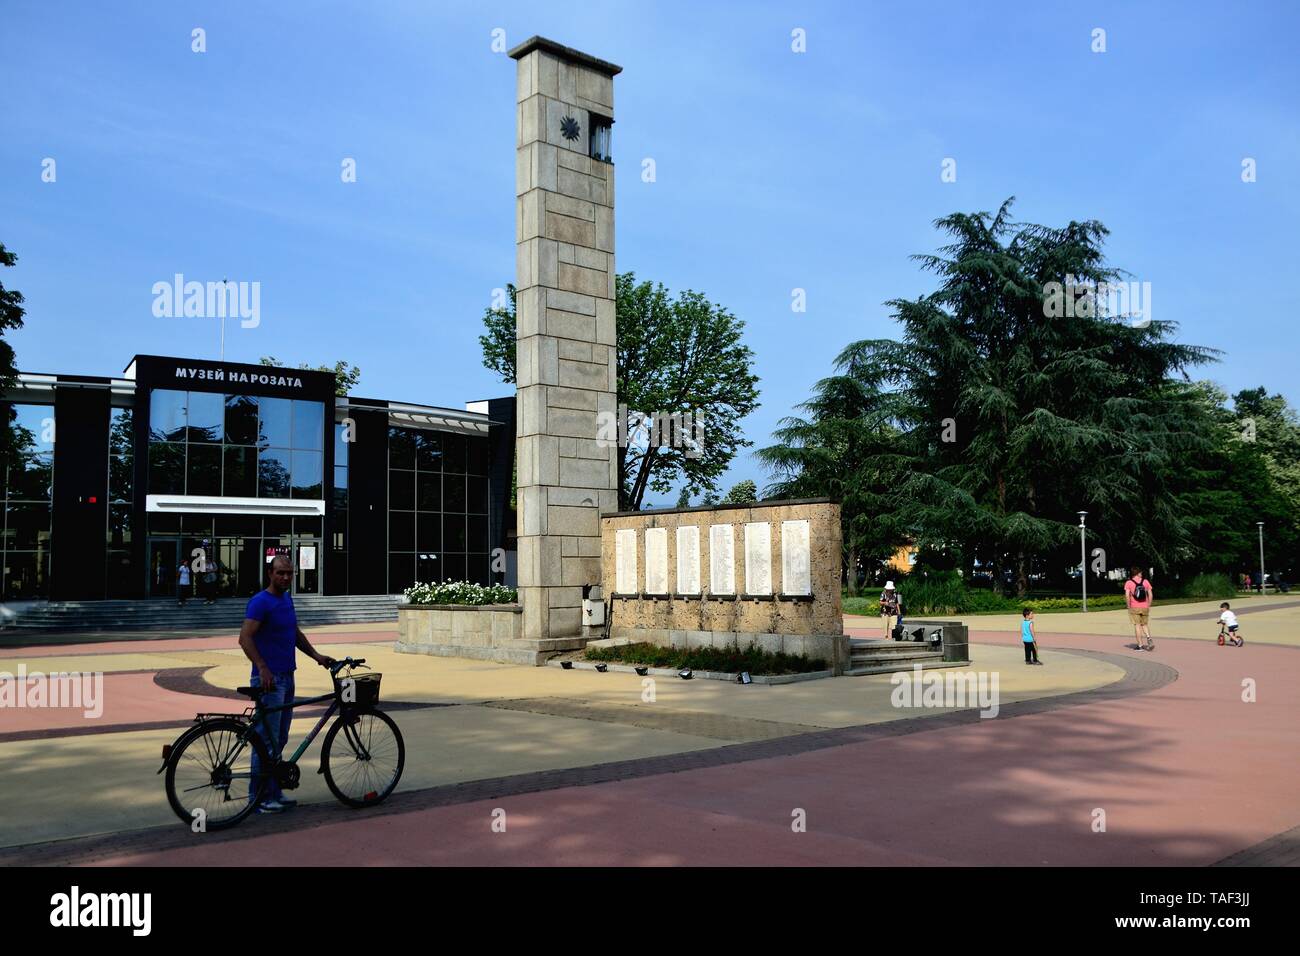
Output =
[{"x1": 396, "y1": 604, "x2": 534, "y2": 665}]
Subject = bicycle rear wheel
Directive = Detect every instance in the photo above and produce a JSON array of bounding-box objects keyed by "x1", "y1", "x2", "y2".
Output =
[
  {"x1": 321, "y1": 709, "x2": 405, "y2": 808},
  {"x1": 164, "y1": 718, "x2": 268, "y2": 829}
]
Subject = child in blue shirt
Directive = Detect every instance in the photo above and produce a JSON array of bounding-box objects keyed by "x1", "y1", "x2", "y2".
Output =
[{"x1": 1021, "y1": 608, "x2": 1042, "y2": 665}]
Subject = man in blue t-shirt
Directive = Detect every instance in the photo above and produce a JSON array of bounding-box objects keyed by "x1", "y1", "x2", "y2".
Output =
[{"x1": 237, "y1": 554, "x2": 335, "y2": 814}]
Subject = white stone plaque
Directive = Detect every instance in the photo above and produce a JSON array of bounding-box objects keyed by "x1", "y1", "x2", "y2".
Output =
[
  {"x1": 781, "y1": 519, "x2": 811, "y2": 596},
  {"x1": 615, "y1": 528, "x2": 638, "y2": 594},
  {"x1": 676, "y1": 526, "x2": 701, "y2": 594},
  {"x1": 744, "y1": 522, "x2": 772, "y2": 595},
  {"x1": 645, "y1": 527, "x2": 669, "y2": 594},
  {"x1": 709, "y1": 524, "x2": 735, "y2": 595}
]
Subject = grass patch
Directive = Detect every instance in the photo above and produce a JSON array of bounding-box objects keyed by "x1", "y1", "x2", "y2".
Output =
[{"x1": 584, "y1": 641, "x2": 827, "y2": 675}]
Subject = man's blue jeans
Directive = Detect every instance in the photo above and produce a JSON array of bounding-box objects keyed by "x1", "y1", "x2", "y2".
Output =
[{"x1": 248, "y1": 670, "x2": 295, "y2": 804}]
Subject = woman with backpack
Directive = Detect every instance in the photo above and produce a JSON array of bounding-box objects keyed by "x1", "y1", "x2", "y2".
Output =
[
  {"x1": 879, "y1": 581, "x2": 902, "y2": 640},
  {"x1": 1124, "y1": 566, "x2": 1155, "y2": 651}
]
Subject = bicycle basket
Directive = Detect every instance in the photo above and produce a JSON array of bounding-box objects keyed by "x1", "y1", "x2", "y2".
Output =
[{"x1": 334, "y1": 672, "x2": 382, "y2": 708}]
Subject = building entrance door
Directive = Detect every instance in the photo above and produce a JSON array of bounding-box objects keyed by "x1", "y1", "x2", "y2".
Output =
[
  {"x1": 147, "y1": 539, "x2": 180, "y2": 598},
  {"x1": 294, "y1": 540, "x2": 320, "y2": 595}
]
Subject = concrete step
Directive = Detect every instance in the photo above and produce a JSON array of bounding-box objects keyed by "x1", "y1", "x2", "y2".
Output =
[
  {"x1": 844, "y1": 659, "x2": 970, "y2": 676},
  {"x1": 0, "y1": 595, "x2": 401, "y2": 632}
]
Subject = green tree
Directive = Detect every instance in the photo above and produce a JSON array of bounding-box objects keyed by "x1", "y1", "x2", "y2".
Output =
[
  {"x1": 790, "y1": 200, "x2": 1218, "y2": 597},
  {"x1": 260, "y1": 357, "x2": 360, "y2": 397},
  {"x1": 721, "y1": 479, "x2": 757, "y2": 503},
  {"x1": 478, "y1": 272, "x2": 761, "y2": 510},
  {"x1": 0, "y1": 242, "x2": 30, "y2": 464},
  {"x1": 757, "y1": 362, "x2": 907, "y2": 596}
]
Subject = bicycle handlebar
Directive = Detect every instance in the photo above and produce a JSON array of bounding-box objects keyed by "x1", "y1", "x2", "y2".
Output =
[{"x1": 327, "y1": 656, "x2": 367, "y2": 676}]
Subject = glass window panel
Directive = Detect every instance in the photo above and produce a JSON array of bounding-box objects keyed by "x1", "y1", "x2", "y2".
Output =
[
  {"x1": 149, "y1": 389, "x2": 188, "y2": 442},
  {"x1": 8, "y1": 404, "x2": 55, "y2": 454},
  {"x1": 442, "y1": 433, "x2": 467, "y2": 474},
  {"x1": 389, "y1": 470, "x2": 415, "y2": 511},
  {"x1": 416, "y1": 432, "x2": 443, "y2": 471},
  {"x1": 257, "y1": 447, "x2": 291, "y2": 499},
  {"x1": 443, "y1": 474, "x2": 466, "y2": 513},
  {"x1": 417, "y1": 472, "x2": 440, "y2": 512},
  {"x1": 109, "y1": 453, "x2": 133, "y2": 503},
  {"x1": 294, "y1": 517, "x2": 322, "y2": 537},
  {"x1": 181, "y1": 515, "x2": 214, "y2": 537},
  {"x1": 148, "y1": 443, "x2": 185, "y2": 495},
  {"x1": 8, "y1": 453, "x2": 54, "y2": 501},
  {"x1": 333, "y1": 466, "x2": 348, "y2": 511},
  {"x1": 416, "y1": 553, "x2": 440, "y2": 584},
  {"x1": 466, "y1": 436, "x2": 489, "y2": 475},
  {"x1": 292, "y1": 400, "x2": 324, "y2": 451},
  {"x1": 467, "y1": 554, "x2": 491, "y2": 586},
  {"x1": 416, "y1": 512, "x2": 441, "y2": 551},
  {"x1": 223, "y1": 446, "x2": 257, "y2": 498},
  {"x1": 148, "y1": 513, "x2": 181, "y2": 534},
  {"x1": 291, "y1": 450, "x2": 323, "y2": 499},
  {"x1": 467, "y1": 515, "x2": 488, "y2": 553},
  {"x1": 334, "y1": 422, "x2": 349, "y2": 467},
  {"x1": 444, "y1": 514, "x2": 466, "y2": 552},
  {"x1": 442, "y1": 553, "x2": 466, "y2": 583},
  {"x1": 258, "y1": 397, "x2": 292, "y2": 449},
  {"x1": 388, "y1": 511, "x2": 414, "y2": 551},
  {"x1": 185, "y1": 391, "x2": 224, "y2": 443},
  {"x1": 107, "y1": 504, "x2": 132, "y2": 548},
  {"x1": 109, "y1": 408, "x2": 133, "y2": 455},
  {"x1": 263, "y1": 516, "x2": 292, "y2": 536},
  {"x1": 3, "y1": 551, "x2": 50, "y2": 600},
  {"x1": 6, "y1": 503, "x2": 52, "y2": 549},
  {"x1": 389, "y1": 428, "x2": 416, "y2": 469},
  {"x1": 106, "y1": 551, "x2": 134, "y2": 599},
  {"x1": 332, "y1": 522, "x2": 347, "y2": 550},
  {"x1": 186, "y1": 444, "x2": 221, "y2": 496},
  {"x1": 224, "y1": 395, "x2": 259, "y2": 445},
  {"x1": 214, "y1": 515, "x2": 262, "y2": 536},
  {"x1": 388, "y1": 552, "x2": 415, "y2": 593},
  {"x1": 466, "y1": 476, "x2": 488, "y2": 515}
]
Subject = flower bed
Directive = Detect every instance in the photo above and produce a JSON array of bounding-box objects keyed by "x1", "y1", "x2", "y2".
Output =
[{"x1": 403, "y1": 580, "x2": 517, "y2": 606}]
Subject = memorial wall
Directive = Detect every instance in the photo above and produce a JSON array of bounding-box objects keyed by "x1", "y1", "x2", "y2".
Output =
[{"x1": 599, "y1": 498, "x2": 848, "y2": 671}]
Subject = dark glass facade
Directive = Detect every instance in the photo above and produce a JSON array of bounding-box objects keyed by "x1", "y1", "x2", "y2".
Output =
[{"x1": 1, "y1": 355, "x2": 510, "y2": 601}]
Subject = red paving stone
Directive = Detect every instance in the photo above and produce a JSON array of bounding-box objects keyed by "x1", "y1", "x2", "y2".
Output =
[
  {"x1": 2, "y1": 629, "x2": 394, "y2": 659},
  {"x1": 71, "y1": 632, "x2": 1300, "y2": 867}
]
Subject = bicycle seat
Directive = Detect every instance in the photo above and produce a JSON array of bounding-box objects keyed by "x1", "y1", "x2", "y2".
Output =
[{"x1": 236, "y1": 686, "x2": 266, "y2": 699}]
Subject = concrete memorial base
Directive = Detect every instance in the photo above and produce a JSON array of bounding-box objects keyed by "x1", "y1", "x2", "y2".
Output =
[
  {"x1": 601, "y1": 627, "x2": 850, "y2": 675},
  {"x1": 395, "y1": 604, "x2": 585, "y2": 666}
]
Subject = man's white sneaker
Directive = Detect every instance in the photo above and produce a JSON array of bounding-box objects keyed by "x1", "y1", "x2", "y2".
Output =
[{"x1": 255, "y1": 799, "x2": 287, "y2": 813}]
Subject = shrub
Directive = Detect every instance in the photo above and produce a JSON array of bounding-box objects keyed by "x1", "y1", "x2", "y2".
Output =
[
  {"x1": 404, "y1": 581, "x2": 517, "y2": 606},
  {"x1": 1177, "y1": 572, "x2": 1236, "y2": 600},
  {"x1": 584, "y1": 641, "x2": 826, "y2": 675}
]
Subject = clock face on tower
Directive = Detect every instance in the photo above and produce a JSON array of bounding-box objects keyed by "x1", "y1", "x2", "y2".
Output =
[{"x1": 560, "y1": 115, "x2": 581, "y2": 141}]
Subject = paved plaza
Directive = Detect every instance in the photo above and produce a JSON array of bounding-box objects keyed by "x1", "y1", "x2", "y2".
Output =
[{"x1": 0, "y1": 595, "x2": 1296, "y2": 866}]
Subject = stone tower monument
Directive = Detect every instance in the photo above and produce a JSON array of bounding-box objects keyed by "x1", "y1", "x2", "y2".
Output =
[{"x1": 510, "y1": 37, "x2": 621, "y2": 641}]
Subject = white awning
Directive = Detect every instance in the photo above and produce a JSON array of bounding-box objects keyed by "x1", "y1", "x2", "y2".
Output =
[{"x1": 145, "y1": 495, "x2": 325, "y2": 516}]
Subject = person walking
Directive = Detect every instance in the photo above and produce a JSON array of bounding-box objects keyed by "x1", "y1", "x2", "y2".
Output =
[
  {"x1": 237, "y1": 555, "x2": 335, "y2": 814},
  {"x1": 1021, "y1": 607, "x2": 1042, "y2": 664},
  {"x1": 176, "y1": 560, "x2": 191, "y2": 607},
  {"x1": 879, "y1": 580, "x2": 902, "y2": 640},
  {"x1": 1124, "y1": 566, "x2": 1155, "y2": 651}
]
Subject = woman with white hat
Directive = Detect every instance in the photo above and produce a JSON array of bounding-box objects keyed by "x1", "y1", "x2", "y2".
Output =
[{"x1": 879, "y1": 581, "x2": 902, "y2": 640}]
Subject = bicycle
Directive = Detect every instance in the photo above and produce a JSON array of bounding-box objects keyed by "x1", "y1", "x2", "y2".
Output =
[
  {"x1": 159, "y1": 657, "x2": 405, "y2": 830},
  {"x1": 1217, "y1": 624, "x2": 1244, "y2": 647}
]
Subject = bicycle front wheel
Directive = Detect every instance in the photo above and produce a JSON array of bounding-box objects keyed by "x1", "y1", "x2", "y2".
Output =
[
  {"x1": 321, "y1": 709, "x2": 405, "y2": 808},
  {"x1": 164, "y1": 718, "x2": 268, "y2": 830}
]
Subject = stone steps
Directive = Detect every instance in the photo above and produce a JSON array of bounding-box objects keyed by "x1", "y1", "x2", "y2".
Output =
[{"x1": 0, "y1": 595, "x2": 401, "y2": 633}]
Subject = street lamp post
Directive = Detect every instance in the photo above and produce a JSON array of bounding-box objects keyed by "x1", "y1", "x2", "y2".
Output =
[
  {"x1": 1258, "y1": 521, "x2": 1266, "y2": 596},
  {"x1": 1079, "y1": 511, "x2": 1088, "y2": 612}
]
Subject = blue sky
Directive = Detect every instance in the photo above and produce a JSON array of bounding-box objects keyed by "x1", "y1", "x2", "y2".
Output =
[{"x1": 2, "y1": 0, "x2": 1297, "y2": 506}]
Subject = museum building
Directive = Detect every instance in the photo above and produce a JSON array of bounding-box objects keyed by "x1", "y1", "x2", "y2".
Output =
[{"x1": 0, "y1": 354, "x2": 514, "y2": 601}]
